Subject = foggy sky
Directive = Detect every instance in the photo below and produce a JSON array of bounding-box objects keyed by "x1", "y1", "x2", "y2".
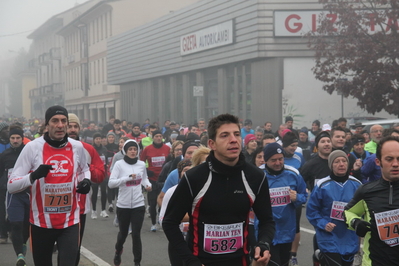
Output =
[{"x1": 0, "y1": 0, "x2": 88, "y2": 60}]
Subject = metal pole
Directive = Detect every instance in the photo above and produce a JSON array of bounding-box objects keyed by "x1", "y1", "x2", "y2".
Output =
[{"x1": 341, "y1": 94, "x2": 344, "y2": 117}]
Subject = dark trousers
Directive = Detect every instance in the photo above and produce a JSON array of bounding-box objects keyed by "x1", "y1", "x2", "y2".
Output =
[
  {"x1": 269, "y1": 242, "x2": 292, "y2": 266},
  {"x1": 319, "y1": 252, "x2": 354, "y2": 266},
  {"x1": 108, "y1": 187, "x2": 118, "y2": 204},
  {"x1": 31, "y1": 223, "x2": 79, "y2": 266},
  {"x1": 0, "y1": 188, "x2": 8, "y2": 238},
  {"x1": 92, "y1": 179, "x2": 108, "y2": 211},
  {"x1": 115, "y1": 206, "x2": 145, "y2": 264},
  {"x1": 75, "y1": 214, "x2": 87, "y2": 266},
  {"x1": 147, "y1": 180, "x2": 160, "y2": 225}
]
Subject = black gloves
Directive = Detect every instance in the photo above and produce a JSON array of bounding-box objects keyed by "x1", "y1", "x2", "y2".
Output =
[
  {"x1": 31, "y1": 164, "x2": 53, "y2": 181},
  {"x1": 351, "y1": 218, "x2": 371, "y2": 237},
  {"x1": 76, "y1": 179, "x2": 91, "y2": 194},
  {"x1": 253, "y1": 241, "x2": 270, "y2": 261}
]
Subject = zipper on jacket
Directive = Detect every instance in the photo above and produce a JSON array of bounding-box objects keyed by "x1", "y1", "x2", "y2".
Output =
[{"x1": 389, "y1": 182, "x2": 393, "y2": 205}]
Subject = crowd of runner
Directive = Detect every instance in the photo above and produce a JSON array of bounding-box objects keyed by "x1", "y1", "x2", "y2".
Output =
[{"x1": 1, "y1": 108, "x2": 398, "y2": 266}]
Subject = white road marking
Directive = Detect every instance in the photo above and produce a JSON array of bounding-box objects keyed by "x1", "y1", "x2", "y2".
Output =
[
  {"x1": 300, "y1": 227, "x2": 315, "y2": 234},
  {"x1": 81, "y1": 246, "x2": 112, "y2": 266}
]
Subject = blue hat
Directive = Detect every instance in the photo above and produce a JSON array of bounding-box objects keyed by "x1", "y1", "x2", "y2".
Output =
[{"x1": 263, "y1": 142, "x2": 284, "y2": 162}]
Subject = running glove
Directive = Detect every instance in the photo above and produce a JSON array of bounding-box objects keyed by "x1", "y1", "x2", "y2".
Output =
[
  {"x1": 351, "y1": 218, "x2": 371, "y2": 237},
  {"x1": 76, "y1": 179, "x2": 91, "y2": 194},
  {"x1": 30, "y1": 164, "x2": 53, "y2": 181}
]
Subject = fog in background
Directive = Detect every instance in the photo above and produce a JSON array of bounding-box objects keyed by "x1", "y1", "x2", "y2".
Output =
[{"x1": 0, "y1": 0, "x2": 88, "y2": 60}]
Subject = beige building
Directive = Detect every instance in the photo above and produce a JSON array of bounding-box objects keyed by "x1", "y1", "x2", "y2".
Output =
[
  {"x1": 20, "y1": 66, "x2": 36, "y2": 119},
  {"x1": 28, "y1": 0, "x2": 101, "y2": 118},
  {"x1": 57, "y1": 0, "x2": 200, "y2": 123}
]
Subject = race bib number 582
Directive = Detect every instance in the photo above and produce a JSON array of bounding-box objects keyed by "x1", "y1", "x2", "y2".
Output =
[{"x1": 203, "y1": 223, "x2": 243, "y2": 254}]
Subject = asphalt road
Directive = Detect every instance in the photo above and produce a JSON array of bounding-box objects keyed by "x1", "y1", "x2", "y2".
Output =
[{"x1": 0, "y1": 200, "x2": 316, "y2": 266}]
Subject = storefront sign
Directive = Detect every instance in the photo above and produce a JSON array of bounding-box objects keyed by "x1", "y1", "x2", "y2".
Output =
[
  {"x1": 274, "y1": 10, "x2": 398, "y2": 37},
  {"x1": 180, "y1": 20, "x2": 234, "y2": 56}
]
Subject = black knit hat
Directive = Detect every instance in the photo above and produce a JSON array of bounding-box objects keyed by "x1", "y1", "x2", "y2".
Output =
[
  {"x1": 152, "y1": 130, "x2": 163, "y2": 137},
  {"x1": 9, "y1": 128, "x2": 24, "y2": 139},
  {"x1": 285, "y1": 116, "x2": 293, "y2": 122},
  {"x1": 282, "y1": 131, "x2": 298, "y2": 147},
  {"x1": 93, "y1": 132, "x2": 102, "y2": 140},
  {"x1": 45, "y1": 106, "x2": 68, "y2": 125},
  {"x1": 123, "y1": 140, "x2": 138, "y2": 153},
  {"x1": 263, "y1": 142, "x2": 284, "y2": 162},
  {"x1": 315, "y1": 131, "x2": 331, "y2": 148},
  {"x1": 182, "y1": 141, "x2": 199, "y2": 157}
]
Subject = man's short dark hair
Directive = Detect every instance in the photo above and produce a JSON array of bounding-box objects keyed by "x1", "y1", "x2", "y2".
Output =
[
  {"x1": 109, "y1": 115, "x2": 115, "y2": 120},
  {"x1": 262, "y1": 134, "x2": 275, "y2": 141},
  {"x1": 338, "y1": 117, "x2": 347, "y2": 123},
  {"x1": 148, "y1": 124, "x2": 157, "y2": 130},
  {"x1": 376, "y1": 136, "x2": 399, "y2": 161},
  {"x1": 264, "y1": 122, "x2": 271, "y2": 126},
  {"x1": 127, "y1": 121, "x2": 133, "y2": 126},
  {"x1": 208, "y1": 114, "x2": 240, "y2": 141},
  {"x1": 114, "y1": 119, "x2": 121, "y2": 124},
  {"x1": 188, "y1": 125, "x2": 198, "y2": 131},
  {"x1": 331, "y1": 126, "x2": 345, "y2": 137}
]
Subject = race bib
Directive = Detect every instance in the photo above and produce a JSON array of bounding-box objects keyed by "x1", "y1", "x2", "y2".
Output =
[
  {"x1": 203, "y1": 223, "x2": 243, "y2": 254},
  {"x1": 44, "y1": 182, "x2": 73, "y2": 213},
  {"x1": 126, "y1": 173, "x2": 142, "y2": 187},
  {"x1": 151, "y1": 156, "x2": 165, "y2": 168},
  {"x1": 7, "y1": 168, "x2": 13, "y2": 179},
  {"x1": 330, "y1": 201, "x2": 347, "y2": 221},
  {"x1": 99, "y1": 156, "x2": 105, "y2": 165},
  {"x1": 375, "y1": 209, "x2": 399, "y2": 247},
  {"x1": 269, "y1": 187, "x2": 291, "y2": 207}
]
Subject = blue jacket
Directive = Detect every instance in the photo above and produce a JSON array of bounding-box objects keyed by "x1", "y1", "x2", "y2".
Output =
[
  {"x1": 306, "y1": 176, "x2": 361, "y2": 255},
  {"x1": 0, "y1": 142, "x2": 10, "y2": 154},
  {"x1": 284, "y1": 152, "x2": 305, "y2": 170},
  {"x1": 360, "y1": 153, "x2": 381, "y2": 183},
  {"x1": 255, "y1": 165, "x2": 307, "y2": 245}
]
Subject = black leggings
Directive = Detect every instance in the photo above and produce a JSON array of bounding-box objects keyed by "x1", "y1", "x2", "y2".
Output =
[
  {"x1": 75, "y1": 214, "x2": 87, "y2": 266},
  {"x1": 31, "y1": 223, "x2": 79, "y2": 266},
  {"x1": 10, "y1": 221, "x2": 29, "y2": 255},
  {"x1": 269, "y1": 242, "x2": 292, "y2": 266},
  {"x1": 115, "y1": 206, "x2": 145, "y2": 264},
  {"x1": 319, "y1": 252, "x2": 354, "y2": 266},
  {"x1": 91, "y1": 179, "x2": 108, "y2": 211},
  {"x1": 147, "y1": 181, "x2": 161, "y2": 225}
]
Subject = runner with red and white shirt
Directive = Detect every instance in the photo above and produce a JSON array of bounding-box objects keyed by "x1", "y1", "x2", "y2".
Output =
[{"x1": 8, "y1": 106, "x2": 91, "y2": 266}]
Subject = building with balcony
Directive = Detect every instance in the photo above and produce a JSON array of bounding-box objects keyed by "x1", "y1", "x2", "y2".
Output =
[
  {"x1": 56, "y1": 0, "x2": 200, "y2": 123},
  {"x1": 28, "y1": 0, "x2": 101, "y2": 118}
]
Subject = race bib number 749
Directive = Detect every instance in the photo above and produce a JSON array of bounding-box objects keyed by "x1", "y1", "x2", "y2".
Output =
[{"x1": 375, "y1": 209, "x2": 399, "y2": 247}]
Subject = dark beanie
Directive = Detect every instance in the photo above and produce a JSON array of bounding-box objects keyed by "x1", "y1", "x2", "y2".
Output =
[
  {"x1": 9, "y1": 128, "x2": 24, "y2": 139},
  {"x1": 45, "y1": 106, "x2": 68, "y2": 125},
  {"x1": 186, "y1": 132, "x2": 200, "y2": 142},
  {"x1": 93, "y1": 132, "x2": 102, "y2": 140},
  {"x1": 282, "y1": 131, "x2": 298, "y2": 147},
  {"x1": 285, "y1": 116, "x2": 293, "y2": 122},
  {"x1": 300, "y1": 127, "x2": 308, "y2": 135},
  {"x1": 123, "y1": 140, "x2": 138, "y2": 153},
  {"x1": 133, "y1": 122, "x2": 141, "y2": 128},
  {"x1": 313, "y1": 120, "x2": 321, "y2": 127},
  {"x1": 152, "y1": 130, "x2": 163, "y2": 137},
  {"x1": 351, "y1": 135, "x2": 365, "y2": 146},
  {"x1": 315, "y1": 131, "x2": 331, "y2": 148},
  {"x1": 182, "y1": 141, "x2": 199, "y2": 157},
  {"x1": 263, "y1": 142, "x2": 284, "y2": 162}
]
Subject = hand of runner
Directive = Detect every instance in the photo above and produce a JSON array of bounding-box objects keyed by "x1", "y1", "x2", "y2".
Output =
[
  {"x1": 145, "y1": 185, "x2": 152, "y2": 192},
  {"x1": 353, "y1": 159, "x2": 362, "y2": 171},
  {"x1": 289, "y1": 189, "x2": 297, "y2": 202},
  {"x1": 325, "y1": 222, "x2": 336, "y2": 232},
  {"x1": 30, "y1": 164, "x2": 53, "y2": 182},
  {"x1": 252, "y1": 246, "x2": 271, "y2": 265}
]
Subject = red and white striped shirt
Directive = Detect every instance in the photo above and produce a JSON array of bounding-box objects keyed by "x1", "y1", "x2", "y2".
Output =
[{"x1": 8, "y1": 137, "x2": 90, "y2": 229}]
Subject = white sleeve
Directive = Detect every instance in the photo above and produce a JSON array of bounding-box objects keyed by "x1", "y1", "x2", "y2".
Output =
[
  {"x1": 78, "y1": 143, "x2": 90, "y2": 180},
  {"x1": 159, "y1": 186, "x2": 177, "y2": 225},
  {"x1": 108, "y1": 162, "x2": 130, "y2": 188},
  {"x1": 140, "y1": 163, "x2": 152, "y2": 188}
]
